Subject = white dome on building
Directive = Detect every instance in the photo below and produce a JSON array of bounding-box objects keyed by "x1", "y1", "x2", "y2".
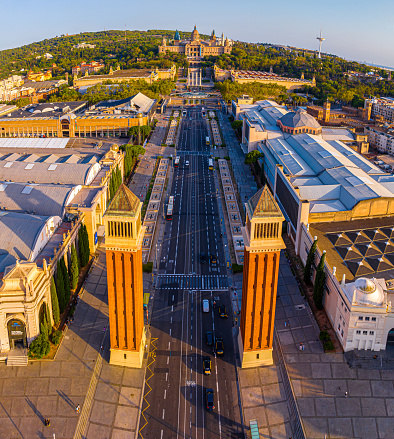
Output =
[
  {"x1": 353, "y1": 277, "x2": 385, "y2": 306},
  {"x1": 355, "y1": 277, "x2": 376, "y2": 293}
]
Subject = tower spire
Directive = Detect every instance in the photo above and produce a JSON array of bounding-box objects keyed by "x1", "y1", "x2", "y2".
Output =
[{"x1": 317, "y1": 28, "x2": 325, "y2": 59}]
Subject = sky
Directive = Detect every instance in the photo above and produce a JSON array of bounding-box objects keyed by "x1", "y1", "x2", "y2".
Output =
[{"x1": 1, "y1": 0, "x2": 393, "y2": 68}]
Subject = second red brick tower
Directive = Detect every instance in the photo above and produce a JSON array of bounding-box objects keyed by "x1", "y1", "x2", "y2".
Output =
[{"x1": 239, "y1": 186, "x2": 285, "y2": 367}]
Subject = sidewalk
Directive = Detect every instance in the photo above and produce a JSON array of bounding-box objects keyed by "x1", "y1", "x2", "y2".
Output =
[
  {"x1": 79, "y1": 250, "x2": 147, "y2": 439},
  {"x1": 276, "y1": 253, "x2": 394, "y2": 439}
]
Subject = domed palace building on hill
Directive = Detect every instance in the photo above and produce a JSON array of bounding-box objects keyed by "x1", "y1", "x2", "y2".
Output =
[{"x1": 158, "y1": 26, "x2": 233, "y2": 60}]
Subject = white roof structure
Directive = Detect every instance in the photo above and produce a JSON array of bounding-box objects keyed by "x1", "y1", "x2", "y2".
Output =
[
  {"x1": 0, "y1": 211, "x2": 61, "y2": 274},
  {"x1": 0, "y1": 138, "x2": 69, "y2": 149},
  {"x1": 244, "y1": 100, "x2": 394, "y2": 214},
  {"x1": 95, "y1": 92, "x2": 156, "y2": 115},
  {"x1": 0, "y1": 182, "x2": 81, "y2": 217},
  {"x1": 0, "y1": 160, "x2": 100, "y2": 185}
]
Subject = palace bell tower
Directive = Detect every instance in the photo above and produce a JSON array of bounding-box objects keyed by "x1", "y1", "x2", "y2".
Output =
[
  {"x1": 104, "y1": 184, "x2": 146, "y2": 368},
  {"x1": 239, "y1": 186, "x2": 285, "y2": 368}
]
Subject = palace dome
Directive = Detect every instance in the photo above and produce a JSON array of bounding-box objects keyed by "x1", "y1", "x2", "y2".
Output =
[
  {"x1": 191, "y1": 25, "x2": 200, "y2": 41},
  {"x1": 279, "y1": 108, "x2": 321, "y2": 130}
]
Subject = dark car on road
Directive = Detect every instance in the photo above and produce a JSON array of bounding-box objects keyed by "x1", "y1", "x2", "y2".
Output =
[
  {"x1": 205, "y1": 388, "x2": 215, "y2": 411},
  {"x1": 215, "y1": 337, "x2": 224, "y2": 355},
  {"x1": 206, "y1": 331, "x2": 213, "y2": 346},
  {"x1": 218, "y1": 305, "x2": 227, "y2": 318},
  {"x1": 200, "y1": 252, "x2": 206, "y2": 264},
  {"x1": 203, "y1": 356, "x2": 211, "y2": 375},
  {"x1": 210, "y1": 253, "x2": 217, "y2": 264}
]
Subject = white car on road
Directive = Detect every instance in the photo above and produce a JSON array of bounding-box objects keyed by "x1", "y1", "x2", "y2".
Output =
[{"x1": 202, "y1": 299, "x2": 209, "y2": 313}]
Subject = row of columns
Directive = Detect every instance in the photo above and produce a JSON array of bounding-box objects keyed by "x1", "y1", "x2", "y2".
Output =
[{"x1": 187, "y1": 69, "x2": 202, "y2": 87}]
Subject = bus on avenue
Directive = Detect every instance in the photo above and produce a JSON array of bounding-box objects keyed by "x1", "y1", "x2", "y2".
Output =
[
  {"x1": 166, "y1": 196, "x2": 174, "y2": 220},
  {"x1": 206, "y1": 136, "x2": 210, "y2": 146},
  {"x1": 174, "y1": 156, "x2": 180, "y2": 167},
  {"x1": 208, "y1": 158, "x2": 214, "y2": 170}
]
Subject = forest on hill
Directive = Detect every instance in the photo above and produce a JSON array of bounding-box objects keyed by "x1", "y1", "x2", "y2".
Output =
[
  {"x1": 1, "y1": 29, "x2": 394, "y2": 106},
  {"x1": 0, "y1": 29, "x2": 193, "y2": 79},
  {"x1": 210, "y1": 43, "x2": 394, "y2": 104}
]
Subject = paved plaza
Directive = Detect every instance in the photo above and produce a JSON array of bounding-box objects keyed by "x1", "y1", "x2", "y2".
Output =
[{"x1": 0, "y1": 104, "x2": 393, "y2": 438}]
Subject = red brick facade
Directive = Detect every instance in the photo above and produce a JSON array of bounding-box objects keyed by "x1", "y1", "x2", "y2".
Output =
[
  {"x1": 106, "y1": 248, "x2": 144, "y2": 352},
  {"x1": 240, "y1": 250, "x2": 280, "y2": 351}
]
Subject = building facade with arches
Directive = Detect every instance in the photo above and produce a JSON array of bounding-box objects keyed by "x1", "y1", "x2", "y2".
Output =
[{"x1": 0, "y1": 261, "x2": 52, "y2": 352}]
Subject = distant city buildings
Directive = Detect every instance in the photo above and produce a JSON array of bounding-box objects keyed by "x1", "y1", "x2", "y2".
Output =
[
  {"x1": 365, "y1": 126, "x2": 394, "y2": 154},
  {"x1": 35, "y1": 53, "x2": 53, "y2": 60},
  {"x1": 73, "y1": 42, "x2": 96, "y2": 49},
  {"x1": 345, "y1": 70, "x2": 384, "y2": 84},
  {"x1": 0, "y1": 71, "x2": 66, "y2": 104},
  {"x1": 306, "y1": 101, "x2": 372, "y2": 135},
  {"x1": 27, "y1": 70, "x2": 52, "y2": 82},
  {"x1": 367, "y1": 97, "x2": 394, "y2": 123},
  {"x1": 72, "y1": 61, "x2": 105, "y2": 76},
  {"x1": 216, "y1": 66, "x2": 315, "y2": 91},
  {"x1": 158, "y1": 27, "x2": 232, "y2": 60}
]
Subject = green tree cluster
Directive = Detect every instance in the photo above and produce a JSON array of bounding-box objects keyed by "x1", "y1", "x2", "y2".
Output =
[
  {"x1": 28, "y1": 332, "x2": 50, "y2": 359},
  {"x1": 69, "y1": 244, "x2": 80, "y2": 290},
  {"x1": 60, "y1": 256, "x2": 71, "y2": 306},
  {"x1": 78, "y1": 224, "x2": 91, "y2": 268},
  {"x1": 244, "y1": 150, "x2": 263, "y2": 165},
  {"x1": 122, "y1": 144, "x2": 145, "y2": 177},
  {"x1": 313, "y1": 251, "x2": 326, "y2": 310},
  {"x1": 56, "y1": 260, "x2": 66, "y2": 313},
  {"x1": 109, "y1": 165, "x2": 122, "y2": 200},
  {"x1": 29, "y1": 303, "x2": 52, "y2": 359},
  {"x1": 304, "y1": 239, "x2": 318, "y2": 284},
  {"x1": 50, "y1": 277, "x2": 60, "y2": 325},
  {"x1": 128, "y1": 125, "x2": 152, "y2": 143},
  {"x1": 231, "y1": 120, "x2": 243, "y2": 138},
  {"x1": 215, "y1": 80, "x2": 286, "y2": 103}
]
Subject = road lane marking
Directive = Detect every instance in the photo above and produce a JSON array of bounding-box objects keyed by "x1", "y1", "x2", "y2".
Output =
[
  {"x1": 138, "y1": 337, "x2": 158, "y2": 439},
  {"x1": 164, "y1": 389, "x2": 167, "y2": 399},
  {"x1": 162, "y1": 409, "x2": 165, "y2": 419}
]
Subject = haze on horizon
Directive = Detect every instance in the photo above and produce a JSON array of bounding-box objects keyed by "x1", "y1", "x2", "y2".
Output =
[{"x1": 1, "y1": 0, "x2": 393, "y2": 68}]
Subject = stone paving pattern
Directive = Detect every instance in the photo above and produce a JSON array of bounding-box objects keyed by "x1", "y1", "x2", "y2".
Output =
[
  {"x1": 276, "y1": 256, "x2": 394, "y2": 438},
  {"x1": 0, "y1": 254, "x2": 107, "y2": 438}
]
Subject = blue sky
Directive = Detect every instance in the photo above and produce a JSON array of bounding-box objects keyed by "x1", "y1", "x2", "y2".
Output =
[{"x1": 2, "y1": 0, "x2": 393, "y2": 68}]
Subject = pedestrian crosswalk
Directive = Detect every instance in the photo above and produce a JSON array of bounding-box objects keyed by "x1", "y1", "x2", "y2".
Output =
[
  {"x1": 157, "y1": 274, "x2": 228, "y2": 290},
  {"x1": 176, "y1": 150, "x2": 210, "y2": 156}
]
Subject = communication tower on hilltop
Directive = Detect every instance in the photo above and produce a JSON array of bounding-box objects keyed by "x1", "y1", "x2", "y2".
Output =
[{"x1": 316, "y1": 29, "x2": 325, "y2": 59}]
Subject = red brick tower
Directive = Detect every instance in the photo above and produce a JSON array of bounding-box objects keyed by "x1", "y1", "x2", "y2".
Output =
[
  {"x1": 239, "y1": 186, "x2": 285, "y2": 368},
  {"x1": 104, "y1": 184, "x2": 146, "y2": 368}
]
